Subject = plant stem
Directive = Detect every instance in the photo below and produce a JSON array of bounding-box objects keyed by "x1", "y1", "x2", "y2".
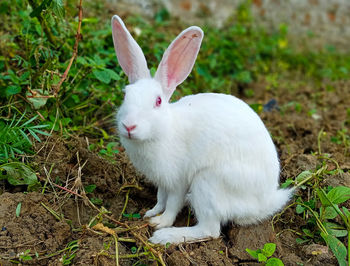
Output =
[
  {"x1": 119, "y1": 252, "x2": 149, "y2": 259},
  {"x1": 113, "y1": 234, "x2": 119, "y2": 266},
  {"x1": 119, "y1": 189, "x2": 130, "y2": 220}
]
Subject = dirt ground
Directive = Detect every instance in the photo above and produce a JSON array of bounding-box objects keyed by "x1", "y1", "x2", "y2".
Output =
[{"x1": 0, "y1": 79, "x2": 349, "y2": 265}]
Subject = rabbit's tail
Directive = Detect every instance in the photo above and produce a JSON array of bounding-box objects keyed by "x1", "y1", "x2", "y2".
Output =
[
  {"x1": 234, "y1": 187, "x2": 294, "y2": 226},
  {"x1": 269, "y1": 187, "x2": 294, "y2": 213}
]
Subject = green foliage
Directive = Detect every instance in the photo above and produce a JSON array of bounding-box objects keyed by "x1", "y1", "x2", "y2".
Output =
[
  {"x1": 2, "y1": 0, "x2": 349, "y2": 138},
  {"x1": 291, "y1": 161, "x2": 350, "y2": 265},
  {"x1": 90, "y1": 197, "x2": 103, "y2": 205},
  {"x1": 246, "y1": 243, "x2": 284, "y2": 265},
  {"x1": 0, "y1": 162, "x2": 40, "y2": 190},
  {"x1": 321, "y1": 233, "x2": 347, "y2": 266},
  {"x1": 61, "y1": 240, "x2": 79, "y2": 265},
  {"x1": 84, "y1": 184, "x2": 97, "y2": 194},
  {"x1": 89, "y1": 139, "x2": 120, "y2": 160},
  {"x1": 0, "y1": 112, "x2": 49, "y2": 163},
  {"x1": 18, "y1": 249, "x2": 33, "y2": 262},
  {"x1": 122, "y1": 213, "x2": 141, "y2": 219}
]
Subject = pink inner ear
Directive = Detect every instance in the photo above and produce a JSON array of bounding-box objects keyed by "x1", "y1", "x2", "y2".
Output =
[
  {"x1": 112, "y1": 21, "x2": 134, "y2": 77},
  {"x1": 111, "y1": 16, "x2": 150, "y2": 83},
  {"x1": 166, "y1": 32, "x2": 202, "y2": 88}
]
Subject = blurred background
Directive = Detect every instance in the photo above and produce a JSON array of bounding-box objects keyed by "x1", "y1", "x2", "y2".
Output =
[{"x1": 112, "y1": 0, "x2": 350, "y2": 50}]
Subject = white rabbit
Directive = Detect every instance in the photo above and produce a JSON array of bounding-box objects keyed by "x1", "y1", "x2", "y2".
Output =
[{"x1": 111, "y1": 15, "x2": 293, "y2": 245}]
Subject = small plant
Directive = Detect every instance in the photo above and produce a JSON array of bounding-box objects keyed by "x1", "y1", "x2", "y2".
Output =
[
  {"x1": 317, "y1": 187, "x2": 350, "y2": 266},
  {"x1": 122, "y1": 213, "x2": 141, "y2": 220},
  {"x1": 331, "y1": 128, "x2": 350, "y2": 155},
  {"x1": 246, "y1": 243, "x2": 284, "y2": 265},
  {"x1": 18, "y1": 249, "x2": 33, "y2": 262},
  {"x1": 284, "y1": 160, "x2": 349, "y2": 265},
  {"x1": 84, "y1": 184, "x2": 97, "y2": 194},
  {"x1": 0, "y1": 162, "x2": 40, "y2": 190},
  {"x1": 89, "y1": 140, "x2": 121, "y2": 160},
  {"x1": 61, "y1": 240, "x2": 79, "y2": 265},
  {"x1": 0, "y1": 112, "x2": 49, "y2": 163}
]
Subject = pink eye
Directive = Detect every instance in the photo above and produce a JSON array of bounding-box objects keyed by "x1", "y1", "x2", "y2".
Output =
[{"x1": 155, "y1": 96, "x2": 162, "y2": 107}]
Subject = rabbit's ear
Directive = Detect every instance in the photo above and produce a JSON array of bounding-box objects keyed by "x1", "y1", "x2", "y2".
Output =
[
  {"x1": 155, "y1": 26, "x2": 203, "y2": 100},
  {"x1": 111, "y1": 15, "x2": 150, "y2": 83}
]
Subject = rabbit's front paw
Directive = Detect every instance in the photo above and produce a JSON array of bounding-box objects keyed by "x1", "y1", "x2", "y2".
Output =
[
  {"x1": 148, "y1": 214, "x2": 174, "y2": 229},
  {"x1": 149, "y1": 227, "x2": 184, "y2": 244},
  {"x1": 144, "y1": 208, "x2": 161, "y2": 219}
]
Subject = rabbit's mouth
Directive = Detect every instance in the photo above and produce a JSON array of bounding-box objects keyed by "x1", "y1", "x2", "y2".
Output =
[
  {"x1": 121, "y1": 131, "x2": 141, "y2": 141},
  {"x1": 127, "y1": 132, "x2": 134, "y2": 139}
]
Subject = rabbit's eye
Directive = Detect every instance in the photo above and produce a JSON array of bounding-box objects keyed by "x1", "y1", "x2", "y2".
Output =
[{"x1": 155, "y1": 96, "x2": 162, "y2": 108}]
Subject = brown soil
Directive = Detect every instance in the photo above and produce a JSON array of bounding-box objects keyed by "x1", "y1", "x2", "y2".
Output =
[{"x1": 0, "y1": 79, "x2": 349, "y2": 265}]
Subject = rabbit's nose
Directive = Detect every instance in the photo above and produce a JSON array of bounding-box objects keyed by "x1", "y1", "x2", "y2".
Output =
[{"x1": 123, "y1": 123, "x2": 137, "y2": 133}]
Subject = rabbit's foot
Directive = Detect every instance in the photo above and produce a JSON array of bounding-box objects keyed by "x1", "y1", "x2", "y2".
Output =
[
  {"x1": 144, "y1": 207, "x2": 162, "y2": 219},
  {"x1": 149, "y1": 225, "x2": 220, "y2": 244},
  {"x1": 148, "y1": 214, "x2": 175, "y2": 229}
]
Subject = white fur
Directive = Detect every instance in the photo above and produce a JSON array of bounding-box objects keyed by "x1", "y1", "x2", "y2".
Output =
[{"x1": 112, "y1": 15, "x2": 293, "y2": 245}]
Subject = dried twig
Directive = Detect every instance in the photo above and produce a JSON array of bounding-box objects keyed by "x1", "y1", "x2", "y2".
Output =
[{"x1": 53, "y1": 0, "x2": 83, "y2": 95}]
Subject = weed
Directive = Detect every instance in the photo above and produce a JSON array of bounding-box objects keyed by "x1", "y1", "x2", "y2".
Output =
[
  {"x1": 280, "y1": 156, "x2": 349, "y2": 265},
  {"x1": 0, "y1": 162, "x2": 40, "y2": 190},
  {"x1": 246, "y1": 243, "x2": 284, "y2": 265},
  {"x1": 0, "y1": 112, "x2": 49, "y2": 163},
  {"x1": 18, "y1": 249, "x2": 33, "y2": 262},
  {"x1": 61, "y1": 240, "x2": 79, "y2": 265}
]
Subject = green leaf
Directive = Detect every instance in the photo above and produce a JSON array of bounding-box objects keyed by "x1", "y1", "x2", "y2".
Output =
[
  {"x1": 324, "y1": 222, "x2": 348, "y2": 237},
  {"x1": 342, "y1": 207, "x2": 350, "y2": 219},
  {"x1": 16, "y1": 202, "x2": 21, "y2": 217},
  {"x1": 266, "y1": 257, "x2": 284, "y2": 266},
  {"x1": 122, "y1": 213, "x2": 141, "y2": 219},
  {"x1": 104, "y1": 69, "x2": 120, "y2": 81},
  {"x1": 84, "y1": 184, "x2": 96, "y2": 193},
  {"x1": 322, "y1": 206, "x2": 338, "y2": 219},
  {"x1": 26, "y1": 89, "x2": 49, "y2": 109},
  {"x1": 327, "y1": 186, "x2": 350, "y2": 205},
  {"x1": 132, "y1": 213, "x2": 141, "y2": 219},
  {"x1": 295, "y1": 170, "x2": 312, "y2": 184},
  {"x1": 281, "y1": 179, "x2": 293, "y2": 189},
  {"x1": 93, "y1": 69, "x2": 111, "y2": 84},
  {"x1": 258, "y1": 253, "x2": 267, "y2": 262},
  {"x1": 20, "y1": 255, "x2": 32, "y2": 261},
  {"x1": 0, "y1": 162, "x2": 39, "y2": 188},
  {"x1": 249, "y1": 103, "x2": 263, "y2": 114},
  {"x1": 317, "y1": 188, "x2": 330, "y2": 207},
  {"x1": 76, "y1": 56, "x2": 88, "y2": 65},
  {"x1": 296, "y1": 204, "x2": 305, "y2": 214},
  {"x1": 90, "y1": 198, "x2": 103, "y2": 205},
  {"x1": 321, "y1": 232, "x2": 347, "y2": 266},
  {"x1": 131, "y1": 246, "x2": 137, "y2": 254},
  {"x1": 302, "y1": 228, "x2": 313, "y2": 237},
  {"x1": 5, "y1": 85, "x2": 21, "y2": 97},
  {"x1": 245, "y1": 248, "x2": 259, "y2": 259},
  {"x1": 262, "y1": 243, "x2": 276, "y2": 257},
  {"x1": 295, "y1": 238, "x2": 309, "y2": 244}
]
